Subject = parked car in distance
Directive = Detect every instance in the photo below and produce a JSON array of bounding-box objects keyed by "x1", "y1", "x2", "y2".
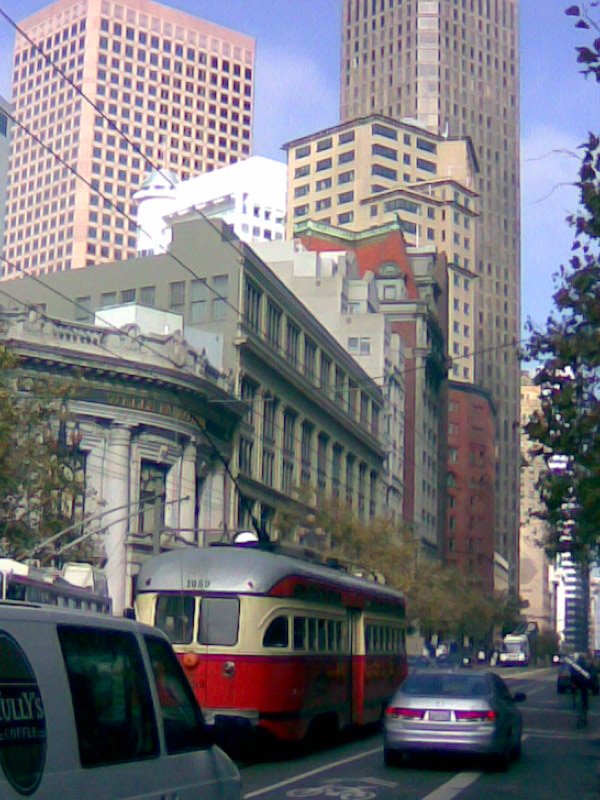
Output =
[
  {"x1": 408, "y1": 654, "x2": 433, "y2": 670},
  {"x1": 435, "y1": 652, "x2": 472, "y2": 668},
  {"x1": 0, "y1": 603, "x2": 241, "y2": 799},
  {"x1": 383, "y1": 669, "x2": 526, "y2": 771}
]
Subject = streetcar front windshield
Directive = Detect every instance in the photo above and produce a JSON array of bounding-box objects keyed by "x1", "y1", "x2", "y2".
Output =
[
  {"x1": 155, "y1": 595, "x2": 195, "y2": 644},
  {"x1": 198, "y1": 597, "x2": 239, "y2": 646}
]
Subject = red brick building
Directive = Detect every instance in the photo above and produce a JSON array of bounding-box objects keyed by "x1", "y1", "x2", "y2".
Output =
[
  {"x1": 446, "y1": 382, "x2": 496, "y2": 592},
  {"x1": 296, "y1": 219, "x2": 448, "y2": 555}
]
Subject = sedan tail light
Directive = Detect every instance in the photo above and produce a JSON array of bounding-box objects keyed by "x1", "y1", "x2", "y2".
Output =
[
  {"x1": 386, "y1": 707, "x2": 425, "y2": 720},
  {"x1": 455, "y1": 709, "x2": 496, "y2": 721}
]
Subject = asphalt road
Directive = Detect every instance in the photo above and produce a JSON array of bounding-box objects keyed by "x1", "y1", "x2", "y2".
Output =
[{"x1": 238, "y1": 666, "x2": 600, "y2": 800}]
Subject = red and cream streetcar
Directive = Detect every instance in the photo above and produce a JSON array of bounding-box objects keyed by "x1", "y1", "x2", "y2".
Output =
[{"x1": 135, "y1": 543, "x2": 407, "y2": 744}]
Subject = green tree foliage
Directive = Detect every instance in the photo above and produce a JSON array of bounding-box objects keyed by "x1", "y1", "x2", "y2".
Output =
[
  {"x1": 538, "y1": 628, "x2": 561, "y2": 660},
  {"x1": 0, "y1": 347, "x2": 86, "y2": 560},
  {"x1": 277, "y1": 495, "x2": 510, "y2": 643},
  {"x1": 524, "y1": 4, "x2": 600, "y2": 559}
]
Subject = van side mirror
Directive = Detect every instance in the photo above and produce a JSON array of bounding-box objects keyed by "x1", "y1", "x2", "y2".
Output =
[{"x1": 513, "y1": 691, "x2": 526, "y2": 702}]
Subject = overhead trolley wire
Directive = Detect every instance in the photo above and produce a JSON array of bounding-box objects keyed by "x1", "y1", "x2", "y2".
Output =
[{"x1": 0, "y1": 6, "x2": 525, "y2": 544}]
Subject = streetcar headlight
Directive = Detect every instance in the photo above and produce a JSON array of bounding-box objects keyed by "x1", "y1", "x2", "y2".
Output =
[{"x1": 182, "y1": 652, "x2": 200, "y2": 670}]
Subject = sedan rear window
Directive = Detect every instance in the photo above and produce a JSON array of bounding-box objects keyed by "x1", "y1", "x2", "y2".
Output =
[{"x1": 402, "y1": 674, "x2": 490, "y2": 697}]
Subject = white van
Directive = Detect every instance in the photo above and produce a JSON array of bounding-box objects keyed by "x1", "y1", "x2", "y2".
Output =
[{"x1": 0, "y1": 602, "x2": 241, "y2": 799}]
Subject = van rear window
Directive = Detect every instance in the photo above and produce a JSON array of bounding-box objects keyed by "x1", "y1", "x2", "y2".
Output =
[
  {"x1": 145, "y1": 635, "x2": 209, "y2": 754},
  {"x1": 58, "y1": 626, "x2": 160, "y2": 767}
]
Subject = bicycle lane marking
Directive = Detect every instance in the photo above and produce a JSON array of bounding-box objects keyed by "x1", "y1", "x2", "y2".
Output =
[
  {"x1": 244, "y1": 748, "x2": 382, "y2": 798},
  {"x1": 244, "y1": 745, "x2": 486, "y2": 800}
]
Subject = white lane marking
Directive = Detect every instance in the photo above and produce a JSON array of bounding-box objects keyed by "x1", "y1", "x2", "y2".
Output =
[
  {"x1": 517, "y1": 685, "x2": 545, "y2": 697},
  {"x1": 501, "y1": 668, "x2": 553, "y2": 679},
  {"x1": 526, "y1": 728, "x2": 596, "y2": 740},
  {"x1": 419, "y1": 732, "x2": 531, "y2": 800},
  {"x1": 244, "y1": 747, "x2": 382, "y2": 798},
  {"x1": 523, "y1": 705, "x2": 600, "y2": 716},
  {"x1": 420, "y1": 772, "x2": 481, "y2": 800}
]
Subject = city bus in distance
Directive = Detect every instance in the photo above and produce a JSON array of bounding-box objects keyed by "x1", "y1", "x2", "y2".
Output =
[
  {"x1": 135, "y1": 544, "x2": 407, "y2": 744},
  {"x1": 0, "y1": 558, "x2": 112, "y2": 614}
]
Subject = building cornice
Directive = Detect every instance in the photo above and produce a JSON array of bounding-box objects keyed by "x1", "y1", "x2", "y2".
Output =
[
  {"x1": 448, "y1": 379, "x2": 497, "y2": 416},
  {"x1": 293, "y1": 217, "x2": 404, "y2": 244},
  {"x1": 282, "y1": 113, "x2": 471, "y2": 151},
  {"x1": 0, "y1": 309, "x2": 245, "y2": 420}
]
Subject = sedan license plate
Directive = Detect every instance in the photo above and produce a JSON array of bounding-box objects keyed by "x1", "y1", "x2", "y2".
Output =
[{"x1": 429, "y1": 710, "x2": 451, "y2": 721}]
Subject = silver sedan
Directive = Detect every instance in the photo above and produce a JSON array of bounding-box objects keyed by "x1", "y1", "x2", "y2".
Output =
[{"x1": 383, "y1": 670, "x2": 525, "y2": 770}]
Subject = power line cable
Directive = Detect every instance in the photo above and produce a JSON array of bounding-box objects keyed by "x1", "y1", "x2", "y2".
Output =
[
  {"x1": 0, "y1": 12, "x2": 524, "y2": 396},
  {"x1": 3, "y1": 107, "x2": 242, "y2": 318},
  {"x1": 0, "y1": 7, "x2": 161, "y2": 177},
  {"x1": 0, "y1": 7, "x2": 525, "y2": 543},
  {"x1": 0, "y1": 3, "x2": 526, "y2": 396},
  {"x1": 0, "y1": 3, "x2": 441, "y2": 400},
  {"x1": 0, "y1": 272, "x2": 390, "y2": 504},
  {"x1": 0, "y1": 267, "x2": 522, "y2": 533},
  {"x1": 0, "y1": 238, "x2": 525, "y2": 528}
]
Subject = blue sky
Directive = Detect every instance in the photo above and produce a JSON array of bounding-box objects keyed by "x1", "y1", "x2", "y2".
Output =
[{"x1": 0, "y1": 0, "x2": 597, "y2": 336}]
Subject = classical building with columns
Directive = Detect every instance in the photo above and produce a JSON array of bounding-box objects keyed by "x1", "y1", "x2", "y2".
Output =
[
  {"x1": 1, "y1": 307, "x2": 244, "y2": 614},
  {"x1": 4, "y1": 213, "x2": 388, "y2": 549}
]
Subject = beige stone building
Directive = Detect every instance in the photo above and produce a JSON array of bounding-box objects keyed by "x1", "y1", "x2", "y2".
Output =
[
  {"x1": 3, "y1": 0, "x2": 254, "y2": 278},
  {"x1": 520, "y1": 372, "x2": 553, "y2": 631},
  {"x1": 340, "y1": 0, "x2": 521, "y2": 589},
  {"x1": 284, "y1": 115, "x2": 478, "y2": 383},
  {"x1": 1, "y1": 306, "x2": 244, "y2": 615},
  {"x1": 3, "y1": 214, "x2": 388, "y2": 541}
]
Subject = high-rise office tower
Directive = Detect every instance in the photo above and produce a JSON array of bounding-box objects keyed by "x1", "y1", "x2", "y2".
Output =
[
  {"x1": 0, "y1": 96, "x2": 11, "y2": 253},
  {"x1": 3, "y1": 0, "x2": 255, "y2": 278},
  {"x1": 341, "y1": 0, "x2": 521, "y2": 588}
]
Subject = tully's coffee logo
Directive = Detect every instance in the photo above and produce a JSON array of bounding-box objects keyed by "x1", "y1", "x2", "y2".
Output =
[
  {"x1": 0, "y1": 632, "x2": 46, "y2": 795},
  {"x1": 0, "y1": 688, "x2": 45, "y2": 741}
]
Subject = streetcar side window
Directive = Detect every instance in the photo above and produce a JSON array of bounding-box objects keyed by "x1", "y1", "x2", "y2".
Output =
[
  {"x1": 292, "y1": 616, "x2": 345, "y2": 653},
  {"x1": 155, "y1": 595, "x2": 195, "y2": 644},
  {"x1": 293, "y1": 617, "x2": 306, "y2": 650},
  {"x1": 263, "y1": 616, "x2": 289, "y2": 648},
  {"x1": 198, "y1": 597, "x2": 239, "y2": 646},
  {"x1": 365, "y1": 623, "x2": 405, "y2": 655},
  {"x1": 317, "y1": 619, "x2": 327, "y2": 650},
  {"x1": 327, "y1": 620, "x2": 338, "y2": 651}
]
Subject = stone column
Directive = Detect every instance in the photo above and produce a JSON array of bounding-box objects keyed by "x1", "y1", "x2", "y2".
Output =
[
  {"x1": 197, "y1": 465, "x2": 227, "y2": 544},
  {"x1": 83, "y1": 439, "x2": 104, "y2": 520},
  {"x1": 179, "y1": 440, "x2": 197, "y2": 543},
  {"x1": 103, "y1": 424, "x2": 132, "y2": 615}
]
